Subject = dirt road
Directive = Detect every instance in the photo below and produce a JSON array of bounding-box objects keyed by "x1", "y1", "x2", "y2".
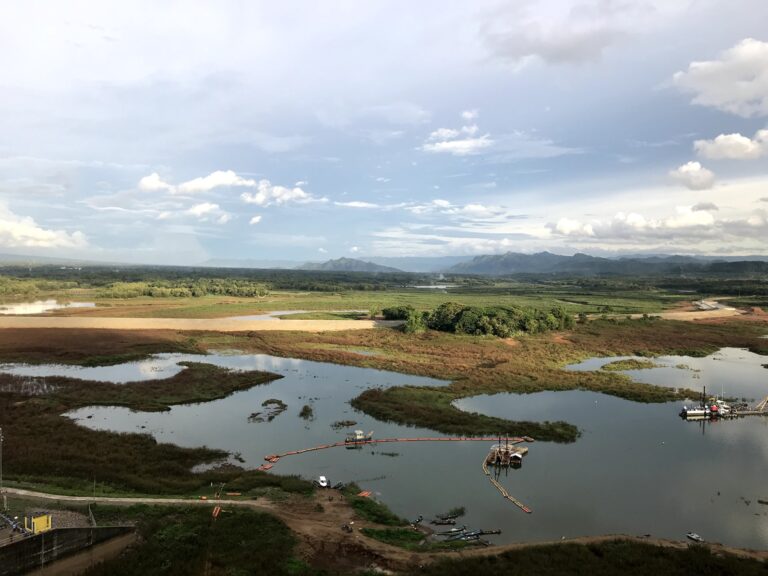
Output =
[
  {"x1": 0, "y1": 317, "x2": 399, "y2": 332},
  {"x1": 5, "y1": 487, "x2": 767, "y2": 572}
]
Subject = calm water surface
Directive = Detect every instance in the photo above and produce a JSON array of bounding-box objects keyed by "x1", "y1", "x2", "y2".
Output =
[
  {"x1": 0, "y1": 300, "x2": 95, "y2": 315},
  {"x1": 2, "y1": 347, "x2": 766, "y2": 548}
]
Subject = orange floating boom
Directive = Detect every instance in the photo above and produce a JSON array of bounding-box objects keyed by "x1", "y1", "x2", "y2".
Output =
[{"x1": 263, "y1": 437, "x2": 527, "y2": 462}]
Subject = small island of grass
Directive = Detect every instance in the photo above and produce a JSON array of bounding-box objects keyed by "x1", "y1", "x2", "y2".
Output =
[{"x1": 601, "y1": 359, "x2": 658, "y2": 371}]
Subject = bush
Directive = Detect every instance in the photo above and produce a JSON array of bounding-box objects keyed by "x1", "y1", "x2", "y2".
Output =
[
  {"x1": 382, "y1": 305, "x2": 415, "y2": 320},
  {"x1": 402, "y1": 310, "x2": 427, "y2": 333}
]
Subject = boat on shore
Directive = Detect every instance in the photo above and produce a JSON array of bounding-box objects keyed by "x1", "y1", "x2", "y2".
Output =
[{"x1": 686, "y1": 531, "x2": 704, "y2": 543}]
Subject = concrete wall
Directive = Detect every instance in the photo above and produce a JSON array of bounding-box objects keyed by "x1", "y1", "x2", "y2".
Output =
[{"x1": 0, "y1": 527, "x2": 133, "y2": 575}]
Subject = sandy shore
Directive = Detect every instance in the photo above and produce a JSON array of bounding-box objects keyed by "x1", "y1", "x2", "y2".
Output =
[
  {"x1": 0, "y1": 317, "x2": 400, "y2": 332},
  {"x1": 629, "y1": 308, "x2": 743, "y2": 321}
]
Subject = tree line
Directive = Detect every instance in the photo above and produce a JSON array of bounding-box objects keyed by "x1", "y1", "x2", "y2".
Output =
[{"x1": 383, "y1": 302, "x2": 574, "y2": 337}]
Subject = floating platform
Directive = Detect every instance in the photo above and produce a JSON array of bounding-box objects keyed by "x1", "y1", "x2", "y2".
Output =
[{"x1": 485, "y1": 444, "x2": 528, "y2": 467}]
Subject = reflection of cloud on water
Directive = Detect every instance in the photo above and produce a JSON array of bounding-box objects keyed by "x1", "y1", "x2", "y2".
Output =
[{"x1": 0, "y1": 300, "x2": 95, "y2": 315}]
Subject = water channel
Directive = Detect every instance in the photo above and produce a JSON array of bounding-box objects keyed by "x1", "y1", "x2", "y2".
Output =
[{"x1": 1, "y1": 347, "x2": 766, "y2": 549}]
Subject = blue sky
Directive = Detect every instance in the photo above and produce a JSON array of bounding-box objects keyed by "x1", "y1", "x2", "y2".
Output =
[{"x1": 1, "y1": 0, "x2": 767, "y2": 264}]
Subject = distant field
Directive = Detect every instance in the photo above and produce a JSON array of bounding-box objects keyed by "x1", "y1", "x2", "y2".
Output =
[{"x1": 28, "y1": 286, "x2": 689, "y2": 319}]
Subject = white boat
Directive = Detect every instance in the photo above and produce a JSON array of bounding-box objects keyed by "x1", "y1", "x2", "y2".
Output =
[
  {"x1": 680, "y1": 406, "x2": 708, "y2": 419},
  {"x1": 686, "y1": 532, "x2": 704, "y2": 543},
  {"x1": 317, "y1": 475, "x2": 329, "y2": 488},
  {"x1": 345, "y1": 430, "x2": 373, "y2": 443}
]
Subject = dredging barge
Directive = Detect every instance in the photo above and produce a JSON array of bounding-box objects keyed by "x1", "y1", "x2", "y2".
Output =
[
  {"x1": 679, "y1": 387, "x2": 768, "y2": 421},
  {"x1": 485, "y1": 439, "x2": 529, "y2": 467}
]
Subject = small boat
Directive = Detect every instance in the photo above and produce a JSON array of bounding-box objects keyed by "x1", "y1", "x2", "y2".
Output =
[
  {"x1": 679, "y1": 406, "x2": 708, "y2": 419},
  {"x1": 435, "y1": 525, "x2": 466, "y2": 536},
  {"x1": 315, "y1": 475, "x2": 329, "y2": 488},
  {"x1": 686, "y1": 532, "x2": 704, "y2": 543},
  {"x1": 345, "y1": 430, "x2": 374, "y2": 443},
  {"x1": 430, "y1": 518, "x2": 456, "y2": 525}
]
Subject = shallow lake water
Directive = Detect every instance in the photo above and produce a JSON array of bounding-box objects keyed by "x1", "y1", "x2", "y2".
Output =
[
  {"x1": 0, "y1": 300, "x2": 95, "y2": 315},
  {"x1": 2, "y1": 347, "x2": 767, "y2": 549}
]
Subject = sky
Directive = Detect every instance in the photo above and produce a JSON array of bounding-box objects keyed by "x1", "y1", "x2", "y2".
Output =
[{"x1": 1, "y1": 0, "x2": 768, "y2": 265}]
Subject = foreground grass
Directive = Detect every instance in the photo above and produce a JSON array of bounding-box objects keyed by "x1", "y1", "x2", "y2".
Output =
[
  {"x1": 0, "y1": 362, "x2": 312, "y2": 495},
  {"x1": 83, "y1": 505, "x2": 324, "y2": 576},
  {"x1": 360, "y1": 527, "x2": 472, "y2": 552},
  {"x1": 341, "y1": 483, "x2": 408, "y2": 526},
  {"x1": 407, "y1": 540, "x2": 767, "y2": 576}
]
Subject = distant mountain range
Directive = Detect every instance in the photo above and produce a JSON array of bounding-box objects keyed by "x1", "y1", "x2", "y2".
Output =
[
  {"x1": 1, "y1": 251, "x2": 766, "y2": 276},
  {"x1": 447, "y1": 251, "x2": 768, "y2": 276},
  {"x1": 297, "y1": 257, "x2": 403, "y2": 273}
]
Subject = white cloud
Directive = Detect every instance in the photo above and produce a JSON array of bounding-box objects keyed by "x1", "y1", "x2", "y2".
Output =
[
  {"x1": 375, "y1": 176, "x2": 390, "y2": 183},
  {"x1": 423, "y1": 119, "x2": 493, "y2": 156},
  {"x1": 318, "y1": 247, "x2": 327, "y2": 254},
  {"x1": 421, "y1": 113, "x2": 578, "y2": 160},
  {"x1": 187, "y1": 202, "x2": 231, "y2": 224},
  {"x1": 138, "y1": 171, "x2": 327, "y2": 208},
  {"x1": 138, "y1": 172, "x2": 174, "y2": 193},
  {"x1": 477, "y1": 0, "x2": 683, "y2": 67},
  {"x1": 0, "y1": 204, "x2": 87, "y2": 248},
  {"x1": 241, "y1": 179, "x2": 325, "y2": 206},
  {"x1": 334, "y1": 201, "x2": 380, "y2": 208},
  {"x1": 669, "y1": 161, "x2": 715, "y2": 190},
  {"x1": 178, "y1": 170, "x2": 256, "y2": 194},
  {"x1": 138, "y1": 170, "x2": 259, "y2": 195},
  {"x1": 554, "y1": 217, "x2": 595, "y2": 236},
  {"x1": 694, "y1": 130, "x2": 768, "y2": 160},
  {"x1": 349, "y1": 246, "x2": 360, "y2": 253},
  {"x1": 673, "y1": 38, "x2": 768, "y2": 118},
  {"x1": 249, "y1": 215, "x2": 262, "y2": 225},
  {"x1": 549, "y1": 206, "x2": 717, "y2": 240}
]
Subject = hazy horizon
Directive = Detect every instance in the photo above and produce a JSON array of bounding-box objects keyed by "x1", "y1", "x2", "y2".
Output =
[{"x1": 2, "y1": 1, "x2": 768, "y2": 264}]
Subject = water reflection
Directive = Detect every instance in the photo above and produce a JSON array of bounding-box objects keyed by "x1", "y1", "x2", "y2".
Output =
[
  {"x1": 567, "y1": 347, "x2": 768, "y2": 399},
  {"x1": 0, "y1": 300, "x2": 95, "y2": 315},
  {"x1": 0, "y1": 349, "x2": 766, "y2": 549}
]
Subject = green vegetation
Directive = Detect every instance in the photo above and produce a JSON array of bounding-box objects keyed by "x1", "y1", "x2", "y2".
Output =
[
  {"x1": 299, "y1": 404, "x2": 314, "y2": 419},
  {"x1": 382, "y1": 305, "x2": 416, "y2": 320},
  {"x1": 406, "y1": 540, "x2": 768, "y2": 576},
  {"x1": 0, "y1": 363, "x2": 313, "y2": 495},
  {"x1": 351, "y1": 387, "x2": 580, "y2": 441},
  {"x1": 83, "y1": 505, "x2": 323, "y2": 576},
  {"x1": 601, "y1": 359, "x2": 658, "y2": 371},
  {"x1": 97, "y1": 278, "x2": 270, "y2": 298},
  {"x1": 425, "y1": 302, "x2": 573, "y2": 337},
  {"x1": 249, "y1": 398, "x2": 288, "y2": 422},
  {"x1": 343, "y1": 484, "x2": 407, "y2": 526}
]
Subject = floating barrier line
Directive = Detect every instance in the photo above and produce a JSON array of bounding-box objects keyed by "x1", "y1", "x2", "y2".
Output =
[
  {"x1": 263, "y1": 436, "x2": 526, "y2": 465},
  {"x1": 481, "y1": 457, "x2": 532, "y2": 514}
]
